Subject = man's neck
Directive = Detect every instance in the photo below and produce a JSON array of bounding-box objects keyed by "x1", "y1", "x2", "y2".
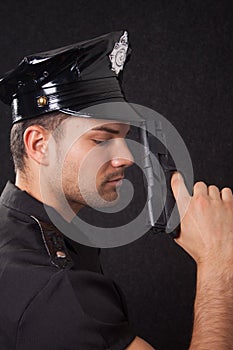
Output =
[{"x1": 15, "y1": 172, "x2": 80, "y2": 222}]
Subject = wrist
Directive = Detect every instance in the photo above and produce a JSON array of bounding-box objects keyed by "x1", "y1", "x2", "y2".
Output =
[
  {"x1": 196, "y1": 261, "x2": 233, "y2": 298},
  {"x1": 196, "y1": 252, "x2": 233, "y2": 282}
]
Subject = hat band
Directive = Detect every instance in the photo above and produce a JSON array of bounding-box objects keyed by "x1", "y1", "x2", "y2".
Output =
[{"x1": 12, "y1": 77, "x2": 125, "y2": 123}]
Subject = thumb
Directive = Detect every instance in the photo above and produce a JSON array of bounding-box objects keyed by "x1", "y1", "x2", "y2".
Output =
[{"x1": 171, "y1": 172, "x2": 191, "y2": 220}]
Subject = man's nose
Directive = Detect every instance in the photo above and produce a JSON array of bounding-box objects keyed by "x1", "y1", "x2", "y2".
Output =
[{"x1": 110, "y1": 139, "x2": 134, "y2": 168}]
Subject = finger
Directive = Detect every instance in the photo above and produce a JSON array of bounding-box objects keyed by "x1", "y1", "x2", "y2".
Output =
[
  {"x1": 221, "y1": 187, "x2": 233, "y2": 202},
  {"x1": 171, "y1": 172, "x2": 191, "y2": 219},
  {"x1": 193, "y1": 181, "x2": 208, "y2": 197},
  {"x1": 208, "y1": 185, "x2": 221, "y2": 200}
]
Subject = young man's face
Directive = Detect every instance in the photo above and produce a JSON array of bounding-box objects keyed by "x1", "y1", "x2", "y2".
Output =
[{"x1": 43, "y1": 116, "x2": 134, "y2": 214}]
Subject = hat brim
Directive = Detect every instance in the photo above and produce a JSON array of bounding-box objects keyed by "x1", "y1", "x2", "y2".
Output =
[{"x1": 59, "y1": 101, "x2": 145, "y2": 124}]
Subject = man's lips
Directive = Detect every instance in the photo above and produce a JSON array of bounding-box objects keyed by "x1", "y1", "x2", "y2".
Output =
[
  {"x1": 107, "y1": 176, "x2": 124, "y2": 182},
  {"x1": 105, "y1": 176, "x2": 124, "y2": 186}
]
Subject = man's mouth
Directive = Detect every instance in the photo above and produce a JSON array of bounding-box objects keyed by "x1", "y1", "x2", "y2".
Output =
[
  {"x1": 106, "y1": 177, "x2": 124, "y2": 186},
  {"x1": 104, "y1": 174, "x2": 124, "y2": 187}
]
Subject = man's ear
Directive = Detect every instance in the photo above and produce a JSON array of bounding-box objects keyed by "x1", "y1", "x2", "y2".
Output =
[{"x1": 23, "y1": 125, "x2": 51, "y2": 166}]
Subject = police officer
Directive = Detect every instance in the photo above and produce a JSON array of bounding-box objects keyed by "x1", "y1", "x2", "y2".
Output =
[{"x1": 0, "y1": 31, "x2": 232, "y2": 349}]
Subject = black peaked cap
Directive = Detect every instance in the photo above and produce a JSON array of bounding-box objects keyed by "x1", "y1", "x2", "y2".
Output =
[{"x1": 0, "y1": 30, "x2": 132, "y2": 123}]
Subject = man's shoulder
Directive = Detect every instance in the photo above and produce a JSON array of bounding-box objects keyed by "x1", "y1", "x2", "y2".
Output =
[
  {"x1": 0, "y1": 202, "x2": 47, "y2": 255},
  {"x1": 0, "y1": 199, "x2": 37, "y2": 229},
  {"x1": 0, "y1": 202, "x2": 61, "y2": 297},
  {"x1": 0, "y1": 204, "x2": 67, "y2": 335}
]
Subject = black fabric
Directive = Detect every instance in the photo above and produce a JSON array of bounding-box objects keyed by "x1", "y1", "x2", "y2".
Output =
[
  {"x1": 0, "y1": 30, "x2": 130, "y2": 122},
  {"x1": 0, "y1": 182, "x2": 136, "y2": 350}
]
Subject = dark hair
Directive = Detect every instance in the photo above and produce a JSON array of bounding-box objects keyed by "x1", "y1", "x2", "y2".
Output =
[{"x1": 10, "y1": 112, "x2": 70, "y2": 172}]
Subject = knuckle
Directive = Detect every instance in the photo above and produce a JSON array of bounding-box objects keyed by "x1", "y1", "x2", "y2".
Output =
[
  {"x1": 221, "y1": 187, "x2": 233, "y2": 203},
  {"x1": 208, "y1": 185, "x2": 219, "y2": 191},
  {"x1": 195, "y1": 193, "x2": 208, "y2": 206},
  {"x1": 194, "y1": 181, "x2": 206, "y2": 188},
  {"x1": 195, "y1": 193, "x2": 208, "y2": 205},
  {"x1": 224, "y1": 200, "x2": 233, "y2": 211},
  {"x1": 221, "y1": 187, "x2": 233, "y2": 194}
]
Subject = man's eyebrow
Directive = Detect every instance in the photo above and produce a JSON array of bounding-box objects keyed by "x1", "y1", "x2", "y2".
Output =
[{"x1": 91, "y1": 126, "x2": 130, "y2": 135}]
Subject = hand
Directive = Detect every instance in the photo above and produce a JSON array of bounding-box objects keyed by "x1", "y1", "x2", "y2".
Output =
[{"x1": 171, "y1": 172, "x2": 233, "y2": 269}]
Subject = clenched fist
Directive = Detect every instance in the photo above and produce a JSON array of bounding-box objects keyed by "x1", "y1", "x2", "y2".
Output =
[{"x1": 171, "y1": 172, "x2": 233, "y2": 269}]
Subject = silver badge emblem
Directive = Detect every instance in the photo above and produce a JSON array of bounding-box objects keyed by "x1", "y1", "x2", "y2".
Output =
[{"x1": 109, "y1": 31, "x2": 129, "y2": 75}]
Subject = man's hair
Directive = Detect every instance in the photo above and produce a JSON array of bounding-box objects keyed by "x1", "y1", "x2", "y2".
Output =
[{"x1": 10, "y1": 112, "x2": 70, "y2": 172}]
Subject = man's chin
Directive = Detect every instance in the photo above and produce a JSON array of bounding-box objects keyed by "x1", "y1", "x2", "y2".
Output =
[{"x1": 83, "y1": 190, "x2": 120, "y2": 209}]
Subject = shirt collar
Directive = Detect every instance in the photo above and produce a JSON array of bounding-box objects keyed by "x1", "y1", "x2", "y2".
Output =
[
  {"x1": 0, "y1": 181, "x2": 99, "y2": 251},
  {"x1": 0, "y1": 181, "x2": 60, "y2": 224}
]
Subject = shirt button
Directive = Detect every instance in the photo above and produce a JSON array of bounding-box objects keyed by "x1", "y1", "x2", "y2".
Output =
[{"x1": 56, "y1": 251, "x2": 66, "y2": 258}]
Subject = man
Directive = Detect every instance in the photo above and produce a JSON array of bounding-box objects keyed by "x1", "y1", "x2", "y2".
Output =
[{"x1": 0, "y1": 31, "x2": 232, "y2": 349}]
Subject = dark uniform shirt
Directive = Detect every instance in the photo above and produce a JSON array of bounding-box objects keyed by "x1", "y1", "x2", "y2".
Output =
[{"x1": 0, "y1": 182, "x2": 135, "y2": 350}]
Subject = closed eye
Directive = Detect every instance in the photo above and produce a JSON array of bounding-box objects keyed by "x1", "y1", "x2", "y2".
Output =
[{"x1": 92, "y1": 139, "x2": 109, "y2": 145}]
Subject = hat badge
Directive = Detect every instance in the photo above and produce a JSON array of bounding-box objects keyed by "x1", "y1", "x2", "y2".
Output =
[
  {"x1": 37, "y1": 95, "x2": 48, "y2": 107},
  {"x1": 109, "y1": 31, "x2": 128, "y2": 75}
]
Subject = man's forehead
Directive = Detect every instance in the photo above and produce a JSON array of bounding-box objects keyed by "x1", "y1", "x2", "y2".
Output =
[{"x1": 56, "y1": 117, "x2": 130, "y2": 148}]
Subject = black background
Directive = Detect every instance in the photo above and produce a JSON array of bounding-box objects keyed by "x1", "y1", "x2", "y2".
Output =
[{"x1": 0, "y1": 1, "x2": 232, "y2": 349}]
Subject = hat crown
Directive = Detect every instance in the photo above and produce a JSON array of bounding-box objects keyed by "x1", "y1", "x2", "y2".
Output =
[{"x1": 0, "y1": 31, "x2": 131, "y2": 122}]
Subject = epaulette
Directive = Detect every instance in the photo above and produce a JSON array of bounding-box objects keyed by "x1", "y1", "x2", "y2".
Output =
[{"x1": 31, "y1": 216, "x2": 74, "y2": 269}]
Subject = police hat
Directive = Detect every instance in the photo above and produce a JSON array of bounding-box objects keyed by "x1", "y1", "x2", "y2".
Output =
[{"x1": 0, "y1": 30, "x2": 143, "y2": 123}]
